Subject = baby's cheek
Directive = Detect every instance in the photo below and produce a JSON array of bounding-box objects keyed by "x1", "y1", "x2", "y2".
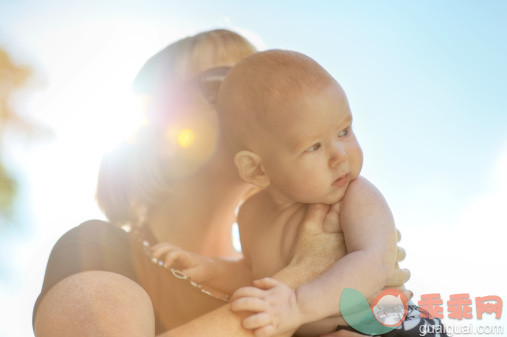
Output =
[
  {"x1": 350, "y1": 146, "x2": 363, "y2": 177},
  {"x1": 287, "y1": 177, "x2": 321, "y2": 202}
]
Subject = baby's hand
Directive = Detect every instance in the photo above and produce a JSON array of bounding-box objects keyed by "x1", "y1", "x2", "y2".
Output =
[
  {"x1": 230, "y1": 278, "x2": 303, "y2": 337},
  {"x1": 150, "y1": 242, "x2": 216, "y2": 282}
]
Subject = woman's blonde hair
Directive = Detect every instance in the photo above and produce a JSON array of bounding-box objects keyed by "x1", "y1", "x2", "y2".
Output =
[{"x1": 96, "y1": 29, "x2": 257, "y2": 226}]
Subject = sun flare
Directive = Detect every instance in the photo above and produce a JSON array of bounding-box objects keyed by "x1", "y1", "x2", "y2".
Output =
[{"x1": 177, "y1": 128, "x2": 195, "y2": 148}]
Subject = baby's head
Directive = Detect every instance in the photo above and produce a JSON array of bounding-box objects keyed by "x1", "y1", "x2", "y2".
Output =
[{"x1": 217, "y1": 50, "x2": 363, "y2": 204}]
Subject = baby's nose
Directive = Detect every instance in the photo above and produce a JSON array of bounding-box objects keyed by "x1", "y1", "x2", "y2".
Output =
[{"x1": 329, "y1": 143, "x2": 347, "y2": 168}]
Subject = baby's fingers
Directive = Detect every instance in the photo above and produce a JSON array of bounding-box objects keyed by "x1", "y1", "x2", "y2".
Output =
[
  {"x1": 253, "y1": 278, "x2": 279, "y2": 290},
  {"x1": 396, "y1": 246, "x2": 406, "y2": 262},
  {"x1": 231, "y1": 297, "x2": 267, "y2": 313},
  {"x1": 253, "y1": 325, "x2": 277, "y2": 337},
  {"x1": 386, "y1": 266, "x2": 411, "y2": 287},
  {"x1": 396, "y1": 228, "x2": 402, "y2": 242},
  {"x1": 232, "y1": 287, "x2": 267, "y2": 301},
  {"x1": 151, "y1": 242, "x2": 179, "y2": 251},
  {"x1": 151, "y1": 243, "x2": 178, "y2": 260},
  {"x1": 164, "y1": 249, "x2": 189, "y2": 268},
  {"x1": 242, "y1": 312, "x2": 271, "y2": 330},
  {"x1": 182, "y1": 265, "x2": 208, "y2": 282}
]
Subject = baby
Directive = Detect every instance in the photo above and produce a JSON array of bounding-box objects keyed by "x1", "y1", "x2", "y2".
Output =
[{"x1": 152, "y1": 50, "x2": 409, "y2": 336}]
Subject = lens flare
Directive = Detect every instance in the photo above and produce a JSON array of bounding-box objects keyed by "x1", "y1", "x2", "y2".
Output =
[{"x1": 177, "y1": 128, "x2": 195, "y2": 148}]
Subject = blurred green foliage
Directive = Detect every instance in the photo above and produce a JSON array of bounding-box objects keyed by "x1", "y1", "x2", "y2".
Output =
[
  {"x1": 0, "y1": 48, "x2": 40, "y2": 220},
  {"x1": 0, "y1": 162, "x2": 17, "y2": 215}
]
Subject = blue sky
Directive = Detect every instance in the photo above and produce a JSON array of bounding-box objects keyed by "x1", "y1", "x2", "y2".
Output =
[{"x1": 1, "y1": 1, "x2": 506, "y2": 336}]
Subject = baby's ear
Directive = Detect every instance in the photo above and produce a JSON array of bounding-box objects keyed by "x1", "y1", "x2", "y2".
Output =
[{"x1": 234, "y1": 150, "x2": 270, "y2": 188}]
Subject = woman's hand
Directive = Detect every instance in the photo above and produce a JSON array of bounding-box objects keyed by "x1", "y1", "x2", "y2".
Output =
[
  {"x1": 290, "y1": 204, "x2": 347, "y2": 275},
  {"x1": 387, "y1": 229, "x2": 411, "y2": 287},
  {"x1": 293, "y1": 206, "x2": 411, "y2": 289},
  {"x1": 279, "y1": 203, "x2": 411, "y2": 296}
]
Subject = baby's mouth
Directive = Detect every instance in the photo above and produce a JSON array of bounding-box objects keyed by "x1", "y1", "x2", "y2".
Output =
[{"x1": 332, "y1": 174, "x2": 349, "y2": 187}]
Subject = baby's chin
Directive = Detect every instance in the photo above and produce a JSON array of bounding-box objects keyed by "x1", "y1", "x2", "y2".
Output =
[
  {"x1": 293, "y1": 187, "x2": 347, "y2": 205},
  {"x1": 318, "y1": 193, "x2": 346, "y2": 205},
  {"x1": 326, "y1": 198, "x2": 344, "y2": 205}
]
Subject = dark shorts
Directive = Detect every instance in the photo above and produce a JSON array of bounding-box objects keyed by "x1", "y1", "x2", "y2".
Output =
[{"x1": 336, "y1": 304, "x2": 449, "y2": 336}]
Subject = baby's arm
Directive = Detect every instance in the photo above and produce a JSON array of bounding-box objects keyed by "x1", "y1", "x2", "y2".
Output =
[
  {"x1": 151, "y1": 243, "x2": 253, "y2": 294},
  {"x1": 231, "y1": 177, "x2": 397, "y2": 336},
  {"x1": 296, "y1": 176, "x2": 397, "y2": 319}
]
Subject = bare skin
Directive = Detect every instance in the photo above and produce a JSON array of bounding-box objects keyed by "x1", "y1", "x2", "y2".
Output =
[
  {"x1": 34, "y1": 205, "x2": 348, "y2": 337},
  {"x1": 34, "y1": 202, "x2": 408, "y2": 337}
]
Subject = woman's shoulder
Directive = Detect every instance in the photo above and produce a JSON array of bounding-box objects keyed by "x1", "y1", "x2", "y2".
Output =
[
  {"x1": 33, "y1": 219, "x2": 146, "y2": 332},
  {"x1": 45, "y1": 219, "x2": 144, "y2": 281},
  {"x1": 41, "y1": 219, "x2": 141, "y2": 288},
  {"x1": 35, "y1": 219, "x2": 228, "y2": 334},
  {"x1": 53, "y1": 219, "x2": 142, "y2": 257},
  {"x1": 59, "y1": 219, "x2": 129, "y2": 242}
]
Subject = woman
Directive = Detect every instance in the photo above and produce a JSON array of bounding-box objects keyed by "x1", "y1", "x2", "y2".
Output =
[{"x1": 33, "y1": 29, "x2": 408, "y2": 337}]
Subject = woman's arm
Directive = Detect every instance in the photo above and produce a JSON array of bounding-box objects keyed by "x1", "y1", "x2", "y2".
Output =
[
  {"x1": 33, "y1": 205, "x2": 333, "y2": 337},
  {"x1": 34, "y1": 271, "x2": 155, "y2": 337},
  {"x1": 34, "y1": 271, "x2": 256, "y2": 337}
]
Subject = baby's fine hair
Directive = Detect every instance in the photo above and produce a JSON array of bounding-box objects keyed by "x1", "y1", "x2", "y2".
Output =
[{"x1": 217, "y1": 49, "x2": 336, "y2": 152}]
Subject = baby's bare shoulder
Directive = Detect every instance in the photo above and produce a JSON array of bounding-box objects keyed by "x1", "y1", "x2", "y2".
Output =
[
  {"x1": 342, "y1": 176, "x2": 391, "y2": 218},
  {"x1": 345, "y1": 176, "x2": 386, "y2": 203},
  {"x1": 237, "y1": 191, "x2": 271, "y2": 231}
]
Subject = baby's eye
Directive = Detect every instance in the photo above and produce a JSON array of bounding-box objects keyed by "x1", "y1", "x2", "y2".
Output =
[
  {"x1": 305, "y1": 143, "x2": 321, "y2": 152},
  {"x1": 339, "y1": 127, "x2": 350, "y2": 137}
]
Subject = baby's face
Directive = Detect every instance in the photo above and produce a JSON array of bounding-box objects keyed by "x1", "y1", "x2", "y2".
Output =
[{"x1": 260, "y1": 82, "x2": 363, "y2": 204}]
